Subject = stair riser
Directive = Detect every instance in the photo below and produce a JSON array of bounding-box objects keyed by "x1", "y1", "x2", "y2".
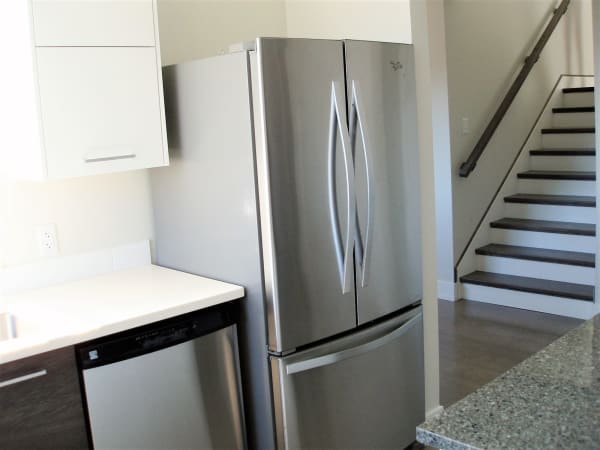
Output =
[
  {"x1": 504, "y1": 203, "x2": 596, "y2": 223},
  {"x1": 461, "y1": 284, "x2": 595, "y2": 319},
  {"x1": 490, "y1": 228, "x2": 595, "y2": 253},
  {"x1": 542, "y1": 133, "x2": 595, "y2": 149},
  {"x1": 530, "y1": 155, "x2": 595, "y2": 171},
  {"x1": 552, "y1": 112, "x2": 595, "y2": 128},
  {"x1": 563, "y1": 91, "x2": 595, "y2": 108},
  {"x1": 518, "y1": 179, "x2": 596, "y2": 196},
  {"x1": 476, "y1": 255, "x2": 595, "y2": 284}
]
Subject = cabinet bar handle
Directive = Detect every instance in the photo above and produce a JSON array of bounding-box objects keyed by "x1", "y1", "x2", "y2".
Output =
[
  {"x1": 0, "y1": 369, "x2": 47, "y2": 388},
  {"x1": 84, "y1": 154, "x2": 136, "y2": 163}
]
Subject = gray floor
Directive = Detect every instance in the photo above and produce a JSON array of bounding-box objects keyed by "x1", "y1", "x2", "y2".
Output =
[
  {"x1": 438, "y1": 298, "x2": 583, "y2": 407},
  {"x1": 409, "y1": 299, "x2": 583, "y2": 449}
]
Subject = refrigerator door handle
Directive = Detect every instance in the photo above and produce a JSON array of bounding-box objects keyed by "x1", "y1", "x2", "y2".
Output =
[
  {"x1": 349, "y1": 80, "x2": 374, "y2": 288},
  {"x1": 284, "y1": 310, "x2": 421, "y2": 375},
  {"x1": 328, "y1": 81, "x2": 355, "y2": 294}
]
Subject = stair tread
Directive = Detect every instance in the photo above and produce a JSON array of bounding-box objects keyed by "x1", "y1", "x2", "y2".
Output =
[
  {"x1": 541, "y1": 127, "x2": 595, "y2": 134},
  {"x1": 530, "y1": 149, "x2": 595, "y2": 156},
  {"x1": 475, "y1": 243, "x2": 595, "y2": 267},
  {"x1": 552, "y1": 106, "x2": 595, "y2": 113},
  {"x1": 517, "y1": 170, "x2": 595, "y2": 180},
  {"x1": 563, "y1": 86, "x2": 594, "y2": 93},
  {"x1": 460, "y1": 271, "x2": 594, "y2": 301},
  {"x1": 490, "y1": 218, "x2": 596, "y2": 236},
  {"x1": 504, "y1": 193, "x2": 596, "y2": 206}
]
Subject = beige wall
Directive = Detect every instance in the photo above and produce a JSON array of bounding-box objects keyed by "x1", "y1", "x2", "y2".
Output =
[
  {"x1": 157, "y1": 0, "x2": 287, "y2": 65},
  {"x1": 0, "y1": 172, "x2": 154, "y2": 269},
  {"x1": 285, "y1": 0, "x2": 412, "y2": 43},
  {"x1": 410, "y1": 0, "x2": 441, "y2": 416},
  {"x1": 446, "y1": 0, "x2": 594, "y2": 268}
]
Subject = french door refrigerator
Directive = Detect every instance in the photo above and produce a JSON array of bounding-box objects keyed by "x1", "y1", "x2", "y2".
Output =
[{"x1": 150, "y1": 38, "x2": 424, "y2": 450}]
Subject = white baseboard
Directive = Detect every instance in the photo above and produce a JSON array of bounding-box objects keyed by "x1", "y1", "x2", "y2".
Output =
[
  {"x1": 0, "y1": 240, "x2": 151, "y2": 296},
  {"x1": 426, "y1": 405, "x2": 444, "y2": 420},
  {"x1": 462, "y1": 283, "x2": 597, "y2": 319},
  {"x1": 438, "y1": 280, "x2": 458, "y2": 301}
]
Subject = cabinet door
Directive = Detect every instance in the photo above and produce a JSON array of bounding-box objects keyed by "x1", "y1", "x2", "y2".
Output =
[
  {"x1": 36, "y1": 47, "x2": 167, "y2": 179},
  {"x1": 32, "y1": 0, "x2": 156, "y2": 47},
  {"x1": 0, "y1": 347, "x2": 89, "y2": 449}
]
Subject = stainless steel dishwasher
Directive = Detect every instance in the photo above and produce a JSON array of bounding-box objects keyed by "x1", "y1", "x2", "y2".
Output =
[{"x1": 77, "y1": 302, "x2": 246, "y2": 450}]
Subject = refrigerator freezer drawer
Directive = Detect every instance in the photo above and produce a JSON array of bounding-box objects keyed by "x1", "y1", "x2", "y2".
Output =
[{"x1": 270, "y1": 307, "x2": 424, "y2": 449}]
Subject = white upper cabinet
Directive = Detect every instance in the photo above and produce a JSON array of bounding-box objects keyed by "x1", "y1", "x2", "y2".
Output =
[
  {"x1": 0, "y1": 0, "x2": 168, "y2": 181},
  {"x1": 32, "y1": 0, "x2": 156, "y2": 47},
  {"x1": 36, "y1": 47, "x2": 165, "y2": 178}
]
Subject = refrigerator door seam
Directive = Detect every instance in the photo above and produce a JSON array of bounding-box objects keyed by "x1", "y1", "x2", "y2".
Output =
[
  {"x1": 349, "y1": 79, "x2": 374, "y2": 289},
  {"x1": 328, "y1": 80, "x2": 355, "y2": 294}
]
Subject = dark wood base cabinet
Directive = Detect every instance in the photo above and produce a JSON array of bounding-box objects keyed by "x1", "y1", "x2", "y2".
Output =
[{"x1": 0, "y1": 347, "x2": 89, "y2": 449}]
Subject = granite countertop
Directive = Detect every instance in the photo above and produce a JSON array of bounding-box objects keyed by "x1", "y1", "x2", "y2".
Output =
[
  {"x1": 418, "y1": 314, "x2": 600, "y2": 450},
  {"x1": 0, "y1": 265, "x2": 244, "y2": 364}
]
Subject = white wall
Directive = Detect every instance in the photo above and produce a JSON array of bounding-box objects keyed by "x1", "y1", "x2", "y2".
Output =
[
  {"x1": 410, "y1": 0, "x2": 441, "y2": 416},
  {"x1": 157, "y1": 0, "x2": 287, "y2": 65},
  {"x1": 0, "y1": 172, "x2": 154, "y2": 269},
  {"x1": 446, "y1": 0, "x2": 594, "y2": 269},
  {"x1": 285, "y1": 0, "x2": 411, "y2": 43}
]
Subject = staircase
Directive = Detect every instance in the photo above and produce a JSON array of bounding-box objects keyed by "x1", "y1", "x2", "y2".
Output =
[{"x1": 461, "y1": 86, "x2": 596, "y2": 315}]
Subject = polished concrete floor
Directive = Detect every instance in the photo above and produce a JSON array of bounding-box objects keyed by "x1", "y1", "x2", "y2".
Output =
[{"x1": 438, "y1": 298, "x2": 583, "y2": 407}]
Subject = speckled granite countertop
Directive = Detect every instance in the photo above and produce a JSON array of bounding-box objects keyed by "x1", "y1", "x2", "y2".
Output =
[{"x1": 417, "y1": 314, "x2": 600, "y2": 450}]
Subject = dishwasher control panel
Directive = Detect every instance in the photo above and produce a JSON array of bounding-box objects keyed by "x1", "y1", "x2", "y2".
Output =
[{"x1": 77, "y1": 301, "x2": 237, "y2": 370}]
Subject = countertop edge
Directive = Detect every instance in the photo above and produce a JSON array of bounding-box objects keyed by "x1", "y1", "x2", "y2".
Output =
[
  {"x1": 417, "y1": 426, "x2": 482, "y2": 450},
  {"x1": 0, "y1": 266, "x2": 245, "y2": 364}
]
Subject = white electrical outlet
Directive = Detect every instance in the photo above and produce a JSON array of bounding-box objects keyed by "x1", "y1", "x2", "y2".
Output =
[{"x1": 36, "y1": 223, "x2": 59, "y2": 257}]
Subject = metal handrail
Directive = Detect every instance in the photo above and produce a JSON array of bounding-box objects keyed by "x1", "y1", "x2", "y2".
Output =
[{"x1": 458, "y1": 0, "x2": 570, "y2": 178}]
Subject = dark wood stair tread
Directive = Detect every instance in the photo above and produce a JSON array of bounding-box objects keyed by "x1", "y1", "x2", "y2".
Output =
[
  {"x1": 552, "y1": 106, "x2": 594, "y2": 113},
  {"x1": 530, "y1": 149, "x2": 595, "y2": 156},
  {"x1": 460, "y1": 271, "x2": 594, "y2": 301},
  {"x1": 475, "y1": 244, "x2": 595, "y2": 267},
  {"x1": 490, "y1": 218, "x2": 595, "y2": 236},
  {"x1": 563, "y1": 86, "x2": 594, "y2": 93},
  {"x1": 504, "y1": 193, "x2": 595, "y2": 206},
  {"x1": 541, "y1": 127, "x2": 595, "y2": 134},
  {"x1": 517, "y1": 170, "x2": 595, "y2": 180}
]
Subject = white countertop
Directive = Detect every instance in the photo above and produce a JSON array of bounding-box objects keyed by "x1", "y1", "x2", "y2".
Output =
[{"x1": 0, "y1": 265, "x2": 244, "y2": 364}]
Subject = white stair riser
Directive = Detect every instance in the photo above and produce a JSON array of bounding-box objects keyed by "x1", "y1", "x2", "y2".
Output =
[
  {"x1": 530, "y1": 155, "x2": 595, "y2": 171},
  {"x1": 552, "y1": 112, "x2": 595, "y2": 128},
  {"x1": 542, "y1": 133, "x2": 595, "y2": 149},
  {"x1": 490, "y1": 228, "x2": 595, "y2": 253},
  {"x1": 518, "y1": 179, "x2": 596, "y2": 196},
  {"x1": 563, "y1": 92, "x2": 595, "y2": 107},
  {"x1": 461, "y1": 284, "x2": 595, "y2": 319},
  {"x1": 504, "y1": 203, "x2": 596, "y2": 223},
  {"x1": 476, "y1": 255, "x2": 594, "y2": 284}
]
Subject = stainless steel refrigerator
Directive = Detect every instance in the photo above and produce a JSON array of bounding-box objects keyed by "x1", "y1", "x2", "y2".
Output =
[{"x1": 150, "y1": 37, "x2": 424, "y2": 450}]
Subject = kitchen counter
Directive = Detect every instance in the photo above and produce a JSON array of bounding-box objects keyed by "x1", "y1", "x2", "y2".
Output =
[
  {"x1": 0, "y1": 265, "x2": 244, "y2": 364},
  {"x1": 417, "y1": 314, "x2": 600, "y2": 450}
]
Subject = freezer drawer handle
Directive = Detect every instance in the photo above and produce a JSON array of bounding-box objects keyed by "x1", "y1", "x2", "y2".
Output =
[
  {"x1": 0, "y1": 369, "x2": 47, "y2": 388},
  {"x1": 349, "y1": 80, "x2": 374, "y2": 288},
  {"x1": 327, "y1": 81, "x2": 356, "y2": 294},
  {"x1": 285, "y1": 311, "x2": 421, "y2": 375}
]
